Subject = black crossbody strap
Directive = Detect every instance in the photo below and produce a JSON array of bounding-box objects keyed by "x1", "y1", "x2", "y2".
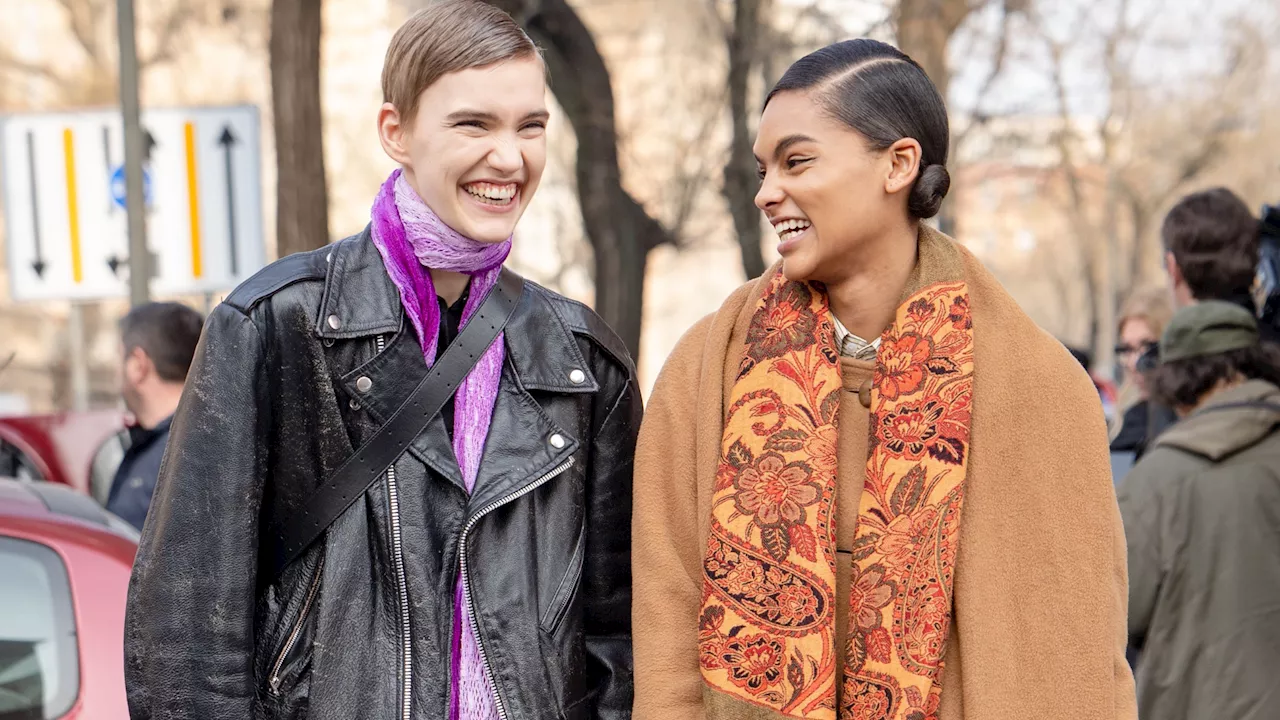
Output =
[{"x1": 270, "y1": 268, "x2": 525, "y2": 576}]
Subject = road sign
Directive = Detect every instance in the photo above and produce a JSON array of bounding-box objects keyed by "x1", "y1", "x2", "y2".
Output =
[
  {"x1": 0, "y1": 105, "x2": 264, "y2": 302},
  {"x1": 109, "y1": 164, "x2": 152, "y2": 210}
]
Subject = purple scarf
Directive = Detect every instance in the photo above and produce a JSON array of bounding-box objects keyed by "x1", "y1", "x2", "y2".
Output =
[{"x1": 369, "y1": 169, "x2": 506, "y2": 720}]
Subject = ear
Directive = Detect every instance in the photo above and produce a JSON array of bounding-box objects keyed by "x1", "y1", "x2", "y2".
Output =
[
  {"x1": 884, "y1": 137, "x2": 923, "y2": 197},
  {"x1": 378, "y1": 102, "x2": 413, "y2": 166},
  {"x1": 1165, "y1": 251, "x2": 1182, "y2": 284},
  {"x1": 124, "y1": 346, "x2": 152, "y2": 385}
]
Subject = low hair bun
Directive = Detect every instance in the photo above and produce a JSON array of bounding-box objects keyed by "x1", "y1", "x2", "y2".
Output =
[{"x1": 908, "y1": 164, "x2": 951, "y2": 219}]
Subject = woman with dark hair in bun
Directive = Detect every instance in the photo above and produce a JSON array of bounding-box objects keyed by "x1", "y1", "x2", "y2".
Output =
[{"x1": 632, "y1": 39, "x2": 1136, "y2": 719}]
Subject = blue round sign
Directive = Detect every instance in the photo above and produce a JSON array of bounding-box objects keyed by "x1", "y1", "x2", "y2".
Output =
[{"x1": 109, "y1": 165, "x2": 153, "y2": 209}]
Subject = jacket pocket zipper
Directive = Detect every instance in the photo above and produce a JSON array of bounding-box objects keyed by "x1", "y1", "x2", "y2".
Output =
[
  {"x1": 268, "y1": 554, "x2": 326, "y2": 696},
  {"x1": 540, "y1": 530, "x2": 585, "y2": 635},
  {"x1": 459, "y1": 457, "x2": 576, "y2": 720}
]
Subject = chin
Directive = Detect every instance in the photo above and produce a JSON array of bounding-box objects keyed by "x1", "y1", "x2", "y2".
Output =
[
  {"x1": 779, "y1": 253, "x2": 820, "y2": 284},
  {"x1": 466, "y1": 223, "x2": 518, "y2": 244}
]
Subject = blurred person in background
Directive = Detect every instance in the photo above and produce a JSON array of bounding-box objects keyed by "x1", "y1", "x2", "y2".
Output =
[
  {"x1": 633, "y1": 38, "x2": 1134, "y2": 720},
  {"x1": 1109, "y1": 288, "x2": 1173, "y2": 463},
  {"x1": 1120, "y1": 300, "x2": 1280, "y2": 720},
  {"x1": 106, "y1": 301, "x2": 203, "y2": 531},
  {"x1": 1138, "y1": 188, "x2": 1270, "y2": 453}
]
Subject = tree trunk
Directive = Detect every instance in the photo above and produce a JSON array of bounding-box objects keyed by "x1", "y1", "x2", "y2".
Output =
[
  {"x1": 723, "y1": 0, "x2": 767, "y2": 280},
  {"x1": 270, "y1": 0, "x2": 329, "y2": 258},
  {"x1": 895, "y1": 0, "x2": 977, "y2": 237},
  {"x1": 486, "y1": 0, "x2": 675, "y2": 357}
]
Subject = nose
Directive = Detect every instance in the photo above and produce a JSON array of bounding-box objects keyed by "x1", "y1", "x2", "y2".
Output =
[
  {"x1": 488, "y1": 135, "x2": 523, "y2": 175},
  {"x1": 755, "y1": 171, "x2": 783, "y2": 212}
]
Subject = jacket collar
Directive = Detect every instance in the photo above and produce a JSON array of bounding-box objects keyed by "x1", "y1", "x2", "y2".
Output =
[{"x1": 317, "y1": 225, "x2": 598, "y2": 394}]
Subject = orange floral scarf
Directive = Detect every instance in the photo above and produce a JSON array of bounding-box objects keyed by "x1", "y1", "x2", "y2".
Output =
[{"x1": 699, "y1": 269, "x2": 975, "y2": 719}]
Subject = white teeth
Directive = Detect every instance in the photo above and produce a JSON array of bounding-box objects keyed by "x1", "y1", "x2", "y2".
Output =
[
  {"x1": 464, "y1": 182, "x2": 518, "y2": 203},
  {"x1": 774, "y1": 219, "x2": 811, "y2": 241}
]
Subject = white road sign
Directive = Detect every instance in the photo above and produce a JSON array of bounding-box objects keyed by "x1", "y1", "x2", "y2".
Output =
[{"x1": 1, "y1": 105, "x2": 264, "y2": 302}]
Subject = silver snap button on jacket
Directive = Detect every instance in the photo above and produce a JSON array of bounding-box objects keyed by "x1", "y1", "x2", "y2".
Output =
[{"x1": 548, "y1": 433, "x2": 566, "y2": 449}]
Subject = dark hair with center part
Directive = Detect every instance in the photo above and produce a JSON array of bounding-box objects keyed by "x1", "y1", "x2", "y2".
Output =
[{"x1": 766, "y1": 39, "x2": 950, "y2": 219}]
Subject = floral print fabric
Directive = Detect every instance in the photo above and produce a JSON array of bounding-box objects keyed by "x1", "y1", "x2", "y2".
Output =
[{"x1": 700, "y1": 274, "x2": 976, "y2": 720}]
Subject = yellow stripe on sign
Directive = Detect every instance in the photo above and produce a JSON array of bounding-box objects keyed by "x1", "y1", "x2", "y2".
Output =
[
  {"x1": 63, "y1": 128, "x2": 83, "y2": 284},
  {"x1": 184, "y1": 122, "x2": 203, "y2": 278}
]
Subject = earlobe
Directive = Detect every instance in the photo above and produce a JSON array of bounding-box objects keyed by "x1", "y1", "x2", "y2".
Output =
[{"x1": 377, "y1": 103, "x2": 411, "y2": 165}]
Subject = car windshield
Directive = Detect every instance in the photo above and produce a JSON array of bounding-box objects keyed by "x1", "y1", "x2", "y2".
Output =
[{"x1": 0, "y1": 537, "x2": 79, "y2": 719}]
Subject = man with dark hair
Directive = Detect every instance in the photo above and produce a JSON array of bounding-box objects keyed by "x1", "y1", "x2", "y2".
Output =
[
  {"x1": 106, "y1": 302, "x2": 203, "y2": 530},
  {"x1": 1120, "y1": 301, "x2": 1280, "y2": 720},
  {"x1": 1162, "y1": 187, "x2": 1261, "y2": 310}
]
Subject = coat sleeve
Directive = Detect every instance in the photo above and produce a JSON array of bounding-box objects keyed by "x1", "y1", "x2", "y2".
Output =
[
  {"x1": 1116, "y1": 456, "x2": 1170, "y2": 647},
  {"x1": 124, "y1": 303, "x2": 268, "y2": 719},
  {"x1": 583, "y1": 355, "x2": 643, "y2": 719},
  {"x1": 632, "y1": 318, "x2": 713, "y2": 720}
]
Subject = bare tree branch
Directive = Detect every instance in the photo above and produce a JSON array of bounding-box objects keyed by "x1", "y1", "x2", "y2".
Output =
[{"x1": 486, "y1": 0, "x2": 677, "y2": 356}]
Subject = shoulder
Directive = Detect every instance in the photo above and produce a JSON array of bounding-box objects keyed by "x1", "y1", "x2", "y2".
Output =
[
  {"x1": 524, "y1": 280, "x2": 636, "y2": 377},
  {"x1": 959, "y1": 245, "x2": 1098, "y2": 411},
  {"x1": 223, "y1": 236, "x2": 354, "y2": 314}
]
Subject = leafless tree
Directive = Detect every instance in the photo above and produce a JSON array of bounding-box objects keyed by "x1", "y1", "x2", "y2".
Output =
[
  {"x1": 485, "y1": 0, "x2": 679, "y2": 356},
  {"x1": 270, "y1": 0, "x2": 329, "y2": 257}
]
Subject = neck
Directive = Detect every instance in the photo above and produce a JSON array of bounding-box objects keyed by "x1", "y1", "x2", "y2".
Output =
[
  {"x1": 134, "y1": 385, "x2": 183, "y2": 430},
  {"x1": 826, "y1": 221, "x2": 919, "y2": 341},
  {"x1": 1173, "y1": 282, "x2": 1196, "y2": 309},
  {"x1": 431, "y1": 268, "x2": 471, "y2": 306}
]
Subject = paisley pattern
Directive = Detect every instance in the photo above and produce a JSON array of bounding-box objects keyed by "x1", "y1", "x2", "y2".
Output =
[{"x1": 701, "y1": 272, "x2": 975, "y2": 720}]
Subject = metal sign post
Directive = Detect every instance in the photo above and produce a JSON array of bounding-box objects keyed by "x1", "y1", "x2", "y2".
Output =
[{"x1": 116, "y1": 0, "x2": 150, "y2": 307}]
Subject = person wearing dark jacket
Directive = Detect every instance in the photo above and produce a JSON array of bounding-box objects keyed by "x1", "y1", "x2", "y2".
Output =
[
  {"x1": 124, "y1": 3, "x2": 640, "y2": 719},
  {"x1": 106, "y1": 302, "x2": 203, "y2": 530},
  {"x1": 1120, "y1": 300, "x2": 1280, "y2": 720}
]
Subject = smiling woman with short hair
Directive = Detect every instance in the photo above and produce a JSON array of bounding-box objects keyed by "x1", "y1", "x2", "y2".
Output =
[{"x1": 124, "y1": 3, "x2": 639, "y2": 719}]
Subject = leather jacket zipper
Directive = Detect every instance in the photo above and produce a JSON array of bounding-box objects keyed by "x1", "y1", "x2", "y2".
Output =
[
  {"x1": 458, "y1": 457, "x2": 576, "y2": 720},
  {"x1": 378, "y1": 334, "x2": 413, "y2": 720},
  {"x1": 268, "y1": 554, "x2": 326, "y2": 696}
]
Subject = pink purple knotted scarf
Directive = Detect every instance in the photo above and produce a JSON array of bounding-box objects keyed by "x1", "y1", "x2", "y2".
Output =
[{"x1": 368, "y1": 168, "x2": 506, "y2": 720}]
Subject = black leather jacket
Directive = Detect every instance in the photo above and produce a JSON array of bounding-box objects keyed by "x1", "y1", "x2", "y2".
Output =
[{"x1": 124, "y1": 229, "x2": 640, "y2": 720}]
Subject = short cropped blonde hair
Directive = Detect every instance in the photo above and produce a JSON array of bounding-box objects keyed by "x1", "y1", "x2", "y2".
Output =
[{"x1": 381, "y1": 0, "x2": 539, "y2": 123}]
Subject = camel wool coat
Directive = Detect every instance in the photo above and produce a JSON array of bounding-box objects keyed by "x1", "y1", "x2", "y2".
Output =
[{"x1": 632, "y1": 227, "x2": 1137, "y2": 719}]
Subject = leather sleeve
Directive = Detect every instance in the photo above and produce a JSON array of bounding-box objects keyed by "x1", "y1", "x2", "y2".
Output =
[
  {"x1": 124, "y1": 303, "x2": 269, "y2": 719},
  {"x1": 582, "y1": 354, "x2": 642, "y2": 719}
]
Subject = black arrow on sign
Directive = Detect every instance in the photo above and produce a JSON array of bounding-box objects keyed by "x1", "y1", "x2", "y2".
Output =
[
  {"x1": 107, "y1": 254, "x2": 124, "y2": 277},
  {"x1": 218, "y1": 125, "x2": 240, "y2": 276},
  {"x1": 143, "y1": 128, "x2": 157, "y2": 163},
  {"x1": 26, "y1": 131, "x2": 46, "y2": 278}
]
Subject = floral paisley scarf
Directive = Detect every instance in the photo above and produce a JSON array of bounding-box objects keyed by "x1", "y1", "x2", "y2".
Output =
[{"x1": 699, "y1": 258, "x2": 976, "y2": 719}]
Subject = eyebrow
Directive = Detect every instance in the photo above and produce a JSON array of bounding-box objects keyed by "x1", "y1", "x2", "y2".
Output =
[
  {"x1": 753, "y1": 133, "x2": 818, "y2": 164},
  {"x1": 444, "y1": 109, "x2": 551, "y2": 124}
]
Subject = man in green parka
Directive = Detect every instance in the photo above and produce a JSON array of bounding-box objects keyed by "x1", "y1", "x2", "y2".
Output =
[{"x1": 1121, "y1": 300, "x2": 1280, "y2": 720}]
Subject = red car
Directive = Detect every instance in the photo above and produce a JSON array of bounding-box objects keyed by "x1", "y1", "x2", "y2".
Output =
[
  {"x1": 0, "y1": 478, "x2": 138, "y2": 719},
  {"x1": 0, "y1": 411, "x2": 129, "y2": 501}
]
